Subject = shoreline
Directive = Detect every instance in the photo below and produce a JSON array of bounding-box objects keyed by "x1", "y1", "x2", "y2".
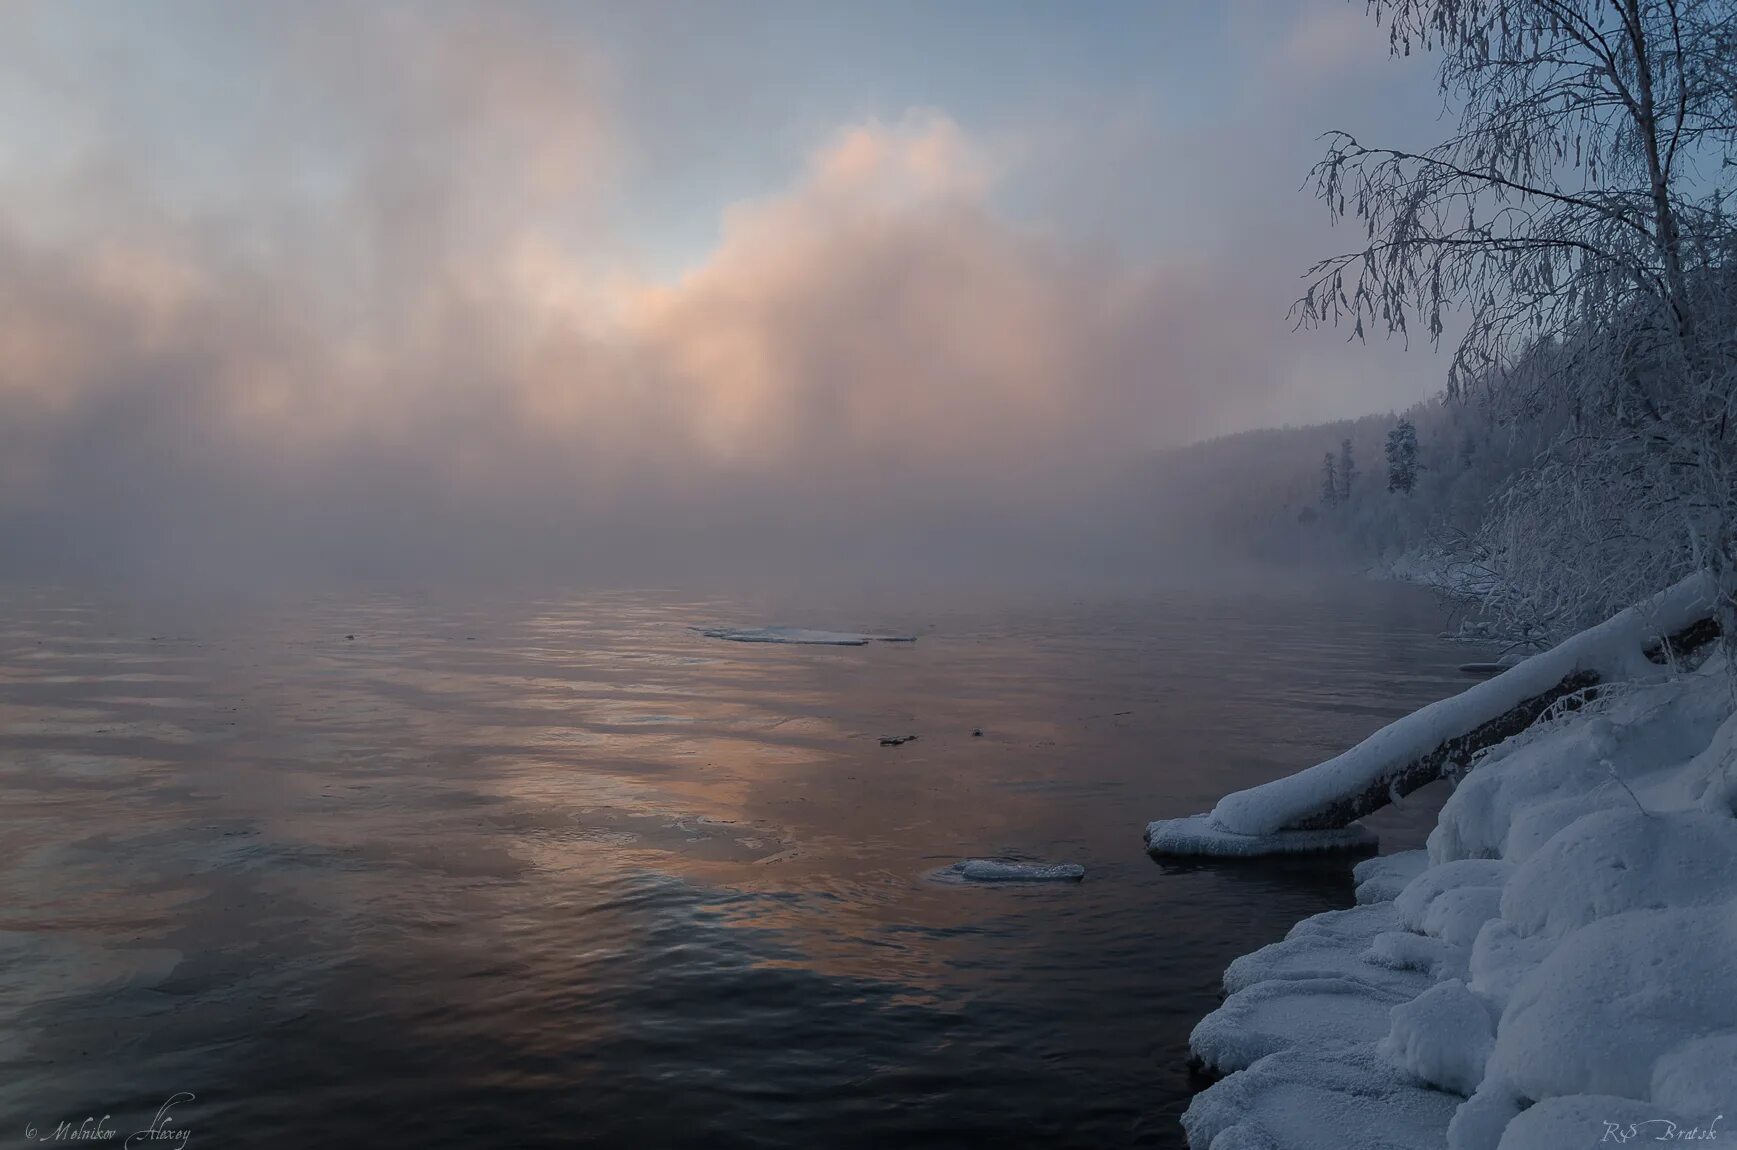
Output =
[{"x1": 1164, "y1": 594, "x2": 1737, "y2": 1148}]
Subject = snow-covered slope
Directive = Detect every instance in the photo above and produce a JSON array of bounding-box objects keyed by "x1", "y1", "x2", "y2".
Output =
[{"x1": 1180, "y1": 655, "x2": 1737, "y2": 1149}]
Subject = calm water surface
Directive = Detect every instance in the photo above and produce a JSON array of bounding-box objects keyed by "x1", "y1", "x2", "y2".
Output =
[{"x1": 0, "y1": 581, "x2": 1472, "y2": 1148}]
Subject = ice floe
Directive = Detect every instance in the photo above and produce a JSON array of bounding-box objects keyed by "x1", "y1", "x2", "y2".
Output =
[
  {"x1": 932, "y1": 859, "x2": 1085, "y2": 883},
  {"x1": 694, "y1": 626, "x2": 916, "y2": 646}
]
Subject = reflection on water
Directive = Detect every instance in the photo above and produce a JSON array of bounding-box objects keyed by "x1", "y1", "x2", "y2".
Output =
[{"x1": 0, "y1": 582, "x2": 1471, "y2": 1147}]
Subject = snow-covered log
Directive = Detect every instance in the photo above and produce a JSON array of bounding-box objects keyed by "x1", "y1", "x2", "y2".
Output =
[{"x1": 1148, "y1": 573, "x2": 1720, "y2": 854}]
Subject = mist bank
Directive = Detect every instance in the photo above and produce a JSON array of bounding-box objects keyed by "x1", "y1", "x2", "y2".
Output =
[{"x1": 0, "y1": 5, "x2": 1459, "y2": 598}]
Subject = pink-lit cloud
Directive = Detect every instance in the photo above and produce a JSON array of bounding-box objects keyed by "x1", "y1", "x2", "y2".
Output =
[{"x1": 0, "y1": 3, "x2": 1448, "y2": 583}]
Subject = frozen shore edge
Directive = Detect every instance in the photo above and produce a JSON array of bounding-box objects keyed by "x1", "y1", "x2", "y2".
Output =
[{"x1": 1161, "y1": 576, "x2": 1737, "y2": 1148}]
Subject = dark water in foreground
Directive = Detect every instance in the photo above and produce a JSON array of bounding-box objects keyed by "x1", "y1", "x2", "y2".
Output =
[{"x1": 0, "y1": 581, "x2": 1472, "y2": 1149}]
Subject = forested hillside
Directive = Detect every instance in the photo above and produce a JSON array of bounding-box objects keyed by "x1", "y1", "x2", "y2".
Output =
[{"x1": 1146, "y1": 392, "x2": 1543, "y2": 576}]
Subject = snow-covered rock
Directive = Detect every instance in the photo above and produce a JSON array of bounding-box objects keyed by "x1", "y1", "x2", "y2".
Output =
[
  {"x1": 1380, "y1": 979, "x2": 1495, "y2": 1097},
  {"x1": 1489, "y1": 900, "x2": 1737, "y2": 1102},
  {"x1": 1650, "y1": 1031, "x2": 1737, "y2": 1119},
  {"x1": 1494, "y1": 1095, "x2": 1696, "y2": 1150},
  {"x1": 1692, "y1": 712, "x2": 1737, "y2": 816},
  {"x1": 1223, "y1": 919, "x2": 1432, "y2": 1000},
  {"x1": 1191, "y1": 976, "x2": 1416, "y2": 1074},
  {"x1": 1392, "y1": 858, "x2": 1511, "y2": 932},
  {"x1": 1184, "y1": 1043, "x2": 1462, "y2": 1150},
  {"x1": 1364, "y1": 930, "x2": 1469, "y2": 982},
  {"x1": 1465, "y1": 919, "x2": 1553, "y2": 1013},
  {"x1": 1446, "y1": 1080, "x2": 1524, "y2": 1150},
  {"x1": 1353, "y1": 850, "x2": 1430, "y2": 904},
  {"x1": 1283, "y1": 902, "x2": 1400, "y2": 945},
  {"x1": 1500, "y1": 807, "x2": 1737, "y2": 940}
]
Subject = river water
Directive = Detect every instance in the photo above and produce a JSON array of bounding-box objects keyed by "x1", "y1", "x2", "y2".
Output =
[{"x1": 0, "y1": 579, "x2": 1472, "y2": 1148}]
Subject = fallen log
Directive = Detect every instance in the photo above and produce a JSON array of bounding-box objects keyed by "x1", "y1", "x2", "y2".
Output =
[
  {"x1": 1279, "y1": 667, "x2": 1600, "y2": 830},
  {"x1": 1146, "y1": 573, "x2": 1721, "y2": 855}
]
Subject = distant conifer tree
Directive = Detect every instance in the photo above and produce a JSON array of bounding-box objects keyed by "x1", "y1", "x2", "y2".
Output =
[{"x1": 1385, "y1": 420, "x2": 1418, "y2": 494}]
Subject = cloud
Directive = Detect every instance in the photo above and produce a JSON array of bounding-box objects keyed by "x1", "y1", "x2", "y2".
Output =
[{"x1": 0, "y1": 4, "x2": 1447, "y2": 585}]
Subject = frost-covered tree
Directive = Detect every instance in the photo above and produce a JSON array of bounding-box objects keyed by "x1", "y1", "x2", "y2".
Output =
[
  {"x1": 1297, "y1": 0, "x2": 1737, "y2": 641},
  {"x1": 1338, "y1": 437, "x2": 1358, "y2": 500},
  {"x1": 1321, "y1": 452, "x2": 1340, "y2": 506},
  {"x1": 1386, "y1": 419, "x2": 1419, "y2": 494}
]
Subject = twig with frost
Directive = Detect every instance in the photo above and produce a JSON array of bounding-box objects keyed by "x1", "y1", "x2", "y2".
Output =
[{"x1": 1603, "y1": 758, "x2": 1652, "y2": 817}]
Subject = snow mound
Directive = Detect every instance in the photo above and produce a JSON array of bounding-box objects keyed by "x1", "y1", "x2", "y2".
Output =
[
  {"x1": 1145, "y1": 813, "x2": 1375, "y2": 857},
  {"x1": 1190, "y1": 976, "x2": 1415, "y2": 1074},
  {"x1": 1446, "y1": 1080, "x2": 1524, "y2": 1150},
  {"x1": 1380, "y1": 979, "x2": 1494, "y2": 1097},
  {"x1": 1494, "y1": 1095, "x2": 1701, "y2": 1150},
  {"x1": 1692, "y1": 712, "x2": 1737, "y2": 816},
  {"x1": 1223, "y1": 928, "x2": 1430, "y2": 1000},
  {"x1": 1421, "y1": 884, "x2": 1504, "y2": 948},
  {"x1": 1651, "y1": 1031, "x2": 1737, "y2": 1119},
  {"x1": 1501, "y1": 806, "x2": 1737, "y2": 940},
  {"x1": 1364, "y1": 930, "x2": 1469, "y2": 981},
  {"x1": 1489, "y1": 900, "x2": 1737, "y2": 1102},
  {"x1": 1465, "y1": 919, "x2": 1553, "y2": 1013},
  {"x1": 1392, "y1": 858, "x2": 1511, "y2": 932},
  {"x1": 1183, "y1": 1043, "x2": 1462, "y2": 1150},
  {"x1": 1428, "y1": 721, "x2": 1623, "y2": 862},
  {"x1": 1353, "y1": 850, "x2": 1430, "y2": 904},
  {"x1": 1284, "y1": 902, "x2": 1401, "y2": 944},
  {"x1": 933, "y1": 859, "x2": 1084, "y2": 883}
]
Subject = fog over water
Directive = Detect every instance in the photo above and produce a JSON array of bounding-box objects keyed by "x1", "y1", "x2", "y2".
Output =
[{"x1": 0, "y1": 2, "x2": 1456, "y2": 590}]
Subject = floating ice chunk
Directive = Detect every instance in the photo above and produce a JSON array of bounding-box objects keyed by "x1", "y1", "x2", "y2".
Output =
[
  {"x1": 1380, "y1": 979, "x2": 1495, "y2": 1097},
  {"x1": 936, "y1": 859, "x2": 1084, "y2": 883},
  {"x1": 1190, "y1": 976, "x2": 1415, "y2": 1074},
  {"x1": 1144, "y1": 813, "x2": 1376, "y2": 858},
  {"x1": 694, "y1": 626, "x2": 916, "y2": 646},
  {"x1": 1183, "y1": 1043, "x2": 1461, "y2": 1150},
  {"x1": 1353, "y1": 850, "x2": 1430, "y2": 904}
]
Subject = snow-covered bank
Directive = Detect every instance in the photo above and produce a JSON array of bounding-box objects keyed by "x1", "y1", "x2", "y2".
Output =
[
  {"x1": 1178, "y1": 646, "x2": 1737, "y2": 1147},
  {"x1": 1380, "y1": 550, "x2": 1497, "y2": 600}
]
